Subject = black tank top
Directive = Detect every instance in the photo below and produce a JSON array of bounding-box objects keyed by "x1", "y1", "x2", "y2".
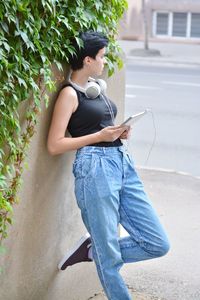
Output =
[{"x1": 63, "y1": 84, "x2": 122, "y2": 147}]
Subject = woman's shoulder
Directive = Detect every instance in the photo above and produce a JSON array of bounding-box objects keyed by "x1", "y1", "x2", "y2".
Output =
[
  {"x1": 55, "y1": 84, "x2": 79, "y2": 111},
  {"x1": 60, "y1": 83, "x2": 77, "y2": 96}
]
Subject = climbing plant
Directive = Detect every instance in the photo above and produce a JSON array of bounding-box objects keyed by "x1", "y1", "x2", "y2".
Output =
[{"x1": 0, "y1": 0, "x2": 128, "y2": 248}]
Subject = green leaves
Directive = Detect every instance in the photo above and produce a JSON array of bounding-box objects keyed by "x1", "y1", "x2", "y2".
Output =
[
  {"x1": 0, "y1": 175, "x2": 7, "y2": 189},
  {"x1": 14, "y1": 27, "x2": 35, "y2": 51}
]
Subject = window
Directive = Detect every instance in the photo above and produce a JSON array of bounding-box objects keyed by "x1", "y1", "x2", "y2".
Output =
[
  {"x1": 191, "y1": 13, "x2": 200, "y2": 38},
  {"x1": 153, "y1": 11, "x2": 200, "y2": 39},
  {"x1": 156, "y1": 13, "x2": 169, "y2": 35},
  {"x1": 172, "y1": 13, "x2": 187, "y2": 37}
]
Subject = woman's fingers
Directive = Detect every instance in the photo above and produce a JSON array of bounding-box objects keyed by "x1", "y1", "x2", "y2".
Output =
[
  {"x1": 119, "y1": 126, "x2": 132, "y2": 139},
  {"x1": 98, "y1": 125, "x2": 132, "y2": 142},
  {"x1": 99, "y1": 126, "x2": 125, "y2": 142}
]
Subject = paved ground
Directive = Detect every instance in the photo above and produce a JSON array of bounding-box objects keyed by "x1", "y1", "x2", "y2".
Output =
[{"x1": 89, "y1": 288, "x2": 161, "y2": 300}]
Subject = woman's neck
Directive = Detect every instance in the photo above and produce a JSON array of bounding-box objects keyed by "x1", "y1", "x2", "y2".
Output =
[{"x1": 70, "y1": 70, "x2": 90, "y2": 88}]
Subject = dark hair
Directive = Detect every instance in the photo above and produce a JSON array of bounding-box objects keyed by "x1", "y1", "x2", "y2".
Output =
[{"x1": 68, "y1": 31, "x2": 109, "y2": 71}]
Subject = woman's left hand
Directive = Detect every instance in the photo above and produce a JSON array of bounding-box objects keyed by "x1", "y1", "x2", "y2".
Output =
[{"x1": 119, "y1": 126, "x2": 131, "y2": 139}]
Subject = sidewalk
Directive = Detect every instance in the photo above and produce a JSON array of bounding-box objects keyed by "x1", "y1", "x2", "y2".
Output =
[
  {"x1": 119, "y1": 40, "x2": 200, "y2": 68},
  {"x1": 90, "y1": 287, "x2": 161, "y2": 300},
  {"x1": 89, "y1": 168, "x2": 200, "y2": 300}
]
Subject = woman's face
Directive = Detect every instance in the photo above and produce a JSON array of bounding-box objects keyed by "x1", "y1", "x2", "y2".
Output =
[{"x1": 85, "y1": 47, "x2": 107, "y2": 76}]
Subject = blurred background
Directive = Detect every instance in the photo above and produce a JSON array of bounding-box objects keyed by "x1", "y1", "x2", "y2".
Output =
[
  {"x1": 118, "y1": 0, "x2": 200, "y2": 177},
  {"x1": 117, "y1": 2, "x2": 200, "y2": 299}
]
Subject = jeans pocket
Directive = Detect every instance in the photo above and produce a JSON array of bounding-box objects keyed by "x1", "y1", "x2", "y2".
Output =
[
  {"x1": 73, "y1": 155, "x2": 93, "y2": 179},
  {"x1": 72, "y1": 158, "x2": 81, "y2": 178},
  {"x1": 74, "y1": 177, "x2": 85, "y2": 211}
]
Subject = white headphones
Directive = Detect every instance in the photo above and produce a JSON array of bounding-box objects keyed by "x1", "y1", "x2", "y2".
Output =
[
  {"x1": 68, "y1": 77, "x2": 107, "y2": 99},
  {"x1": 68, "y1": 76, "x2": 115, "y2": 123}
]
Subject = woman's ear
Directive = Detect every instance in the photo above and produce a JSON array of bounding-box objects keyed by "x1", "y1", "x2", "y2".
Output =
[{"x1": 83, "y1": 56, "x2": 92, "y2": 66}]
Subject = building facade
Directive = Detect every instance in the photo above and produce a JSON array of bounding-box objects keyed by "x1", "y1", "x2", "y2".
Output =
[{"x1": 120, "y1": 0, "x2": 200, "y2": 43}]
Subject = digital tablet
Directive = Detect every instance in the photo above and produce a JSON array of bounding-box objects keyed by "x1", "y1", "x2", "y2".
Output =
[{"x1": 120, "y1": 110, "x2": 149, "y2": 127}]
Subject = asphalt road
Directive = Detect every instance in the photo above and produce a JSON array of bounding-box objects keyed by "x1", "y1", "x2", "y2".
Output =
[{"x1": 125, "y1": 64, "x2": 200, "y2": 177}]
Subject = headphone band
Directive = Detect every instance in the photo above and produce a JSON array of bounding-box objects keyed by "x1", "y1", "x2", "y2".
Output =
[
  {"x1": 68, "y1": 78, "x2": 86, "y2": 93},
  {"x1": 68, "y1": 77, "x2": 107, "y2": 99}
]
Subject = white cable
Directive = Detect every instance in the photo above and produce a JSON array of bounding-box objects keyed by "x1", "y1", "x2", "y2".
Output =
[
  {"x1": 144, "y1": 110, "x2": 157, "y2": 165},
  {"x1": 125, "y1": 109, "x2": 157, "y2": 165}
]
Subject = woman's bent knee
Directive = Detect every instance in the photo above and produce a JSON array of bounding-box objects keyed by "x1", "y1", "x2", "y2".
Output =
[
  {"x1": 157, "y1": 239, "x2": 170, "y2": 257},
  {"x1": 145, "y1": 238, "x2": 170, "y2": 258}
]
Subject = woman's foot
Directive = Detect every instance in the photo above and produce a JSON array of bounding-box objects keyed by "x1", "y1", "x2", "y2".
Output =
[{"x1": 58, "y1": 233, "x2": 92, "y2": 270}]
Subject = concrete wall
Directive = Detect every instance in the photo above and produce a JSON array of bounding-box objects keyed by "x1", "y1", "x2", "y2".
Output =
[
  {"x1": 120, "y1": 0, "x2": 142, "y2": 40},
  {"x1": 120, "y1": 0, "x2": 200, "y2": 42},
  {"x1": 0, "y1": 64, "x2": 125, "y2": 300}
]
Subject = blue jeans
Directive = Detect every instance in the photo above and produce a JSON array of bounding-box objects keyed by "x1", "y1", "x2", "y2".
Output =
[{"x1": 73, "y1": 146, "x2": 170, "y2": 300}]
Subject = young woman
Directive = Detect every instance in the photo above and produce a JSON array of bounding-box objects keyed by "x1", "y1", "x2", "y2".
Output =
[{"x1": 47, "y1": 31, "x2": 170, "y2": 300}]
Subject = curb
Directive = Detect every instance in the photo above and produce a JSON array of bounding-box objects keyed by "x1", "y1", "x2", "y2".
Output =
[
  {"x1": 126, "y1": 56, "x2": 200, "y2": 69},
  {"x1": 135, "y1": 165, "x2": 200, "y2": 180}
]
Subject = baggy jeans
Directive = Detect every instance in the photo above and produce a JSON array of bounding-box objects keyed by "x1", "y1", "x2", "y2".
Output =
[{"x1": 73, "y1": 146, "x2": 170, "y2": 300}]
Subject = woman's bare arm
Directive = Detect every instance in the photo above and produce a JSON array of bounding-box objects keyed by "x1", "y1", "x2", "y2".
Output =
[{"x1": 47, "y1": 86, "x2": 125, "y2": 155}]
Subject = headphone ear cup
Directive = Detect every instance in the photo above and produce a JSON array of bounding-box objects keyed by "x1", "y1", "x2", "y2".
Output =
[
  {"x1": 96, "y1": 79, "x2": 107, "y2": 95},
  {"x1": 85, "y1": 81, "x2": 101, "y2": 99}
]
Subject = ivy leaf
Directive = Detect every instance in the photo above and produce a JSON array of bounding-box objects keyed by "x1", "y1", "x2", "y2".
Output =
[
  {"x1": 94, "y1": 2, "x2": 103, "y2": 11},
  {"x1": 1, "y1": 22, "x2": 9, "y2": 33},
  {"x1": 51, "y1": 26, "x2": 61, "y2": 36},
  {"x1": 17, "y1": 77, "x2": 27, "y2": 88},
  {"x1": 54, "y1": 60, "x2": 63, "y2": 71},
  {"x1": 74, "y1": 36, "x2": 83, "y2": 49},
  {"x1": 15, "y1": 30, "x2": 35, "y2": 51},
  {"x1": 6, "y1": 217, "x2": 13, "y2": 225},
  {"x1": 58, "y1": 16, "x2": 71, "y2": 29},
  {"x1": 40, "y1": 54, "x2": 46, "y2": 63},
  {"x1": 67, "y1": 46, "x2": 76, "y2": 57},
  {"x1": 0, "y1": 180, "x2": 6, "y2": 189},
  {"x1": 2, "y1": 42, "x2": 10, "y2": 53},
  {"x1": 0, "y1": 148, "x2": 5, "y2": 158},
  {"x1": 5, "y1": 201, "x2": 13, "y2": 212},
  {"x1": 117, "y1": 58, "x2": 124, "y2": 70}
]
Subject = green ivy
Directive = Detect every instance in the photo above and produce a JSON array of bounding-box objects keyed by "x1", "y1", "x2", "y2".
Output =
[{"x1": 0, "y1": 0, "x2": 128, "y2": 246}]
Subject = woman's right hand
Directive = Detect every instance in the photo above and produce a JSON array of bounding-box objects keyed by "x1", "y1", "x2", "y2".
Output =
[{"x1": 97, "y1": 126, "x2": 126, "y2": 142}]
